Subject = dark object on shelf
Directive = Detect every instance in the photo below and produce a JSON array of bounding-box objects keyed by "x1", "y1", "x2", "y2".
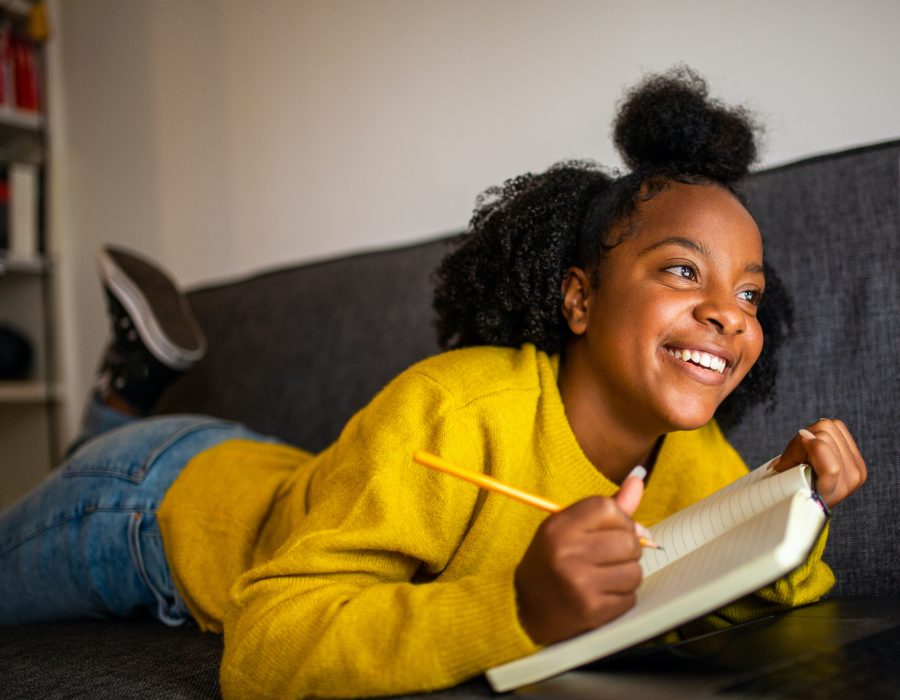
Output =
[{"x1": 0, "y1": 323, "x2": 32, "y2": 378}]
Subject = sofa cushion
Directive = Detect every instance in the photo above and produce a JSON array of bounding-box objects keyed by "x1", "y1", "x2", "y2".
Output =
[{"x1": 0, "y1": 619, "x2": 223, "y2": 699}]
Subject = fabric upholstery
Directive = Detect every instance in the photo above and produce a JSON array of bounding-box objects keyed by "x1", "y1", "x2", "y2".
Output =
[
  {"x1": 155, "y1": 237, "x2": 449, "y2": 453},
  {"x1": 725, "y1": 141, "x2": 900, "y2": 596},
  {"x1": 0, "y1": 620, "x2": 222, "y2": 699}
]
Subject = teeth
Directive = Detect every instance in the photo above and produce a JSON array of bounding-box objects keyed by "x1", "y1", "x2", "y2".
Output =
[{"x1": 669, "y1": 348, "x2": 726, "y2": 373}]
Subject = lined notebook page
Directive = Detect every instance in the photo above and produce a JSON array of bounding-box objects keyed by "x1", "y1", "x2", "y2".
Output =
[{"x1": 640, "y1": 462, "x2": 812, "y2": 576}]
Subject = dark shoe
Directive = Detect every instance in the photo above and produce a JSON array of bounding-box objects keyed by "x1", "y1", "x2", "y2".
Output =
[{"x1": 95, "y1": 247, "x2": 206, "y2": 413}]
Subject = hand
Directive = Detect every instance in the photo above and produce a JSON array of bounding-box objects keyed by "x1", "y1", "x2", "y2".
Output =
[
  {"x1": 772, "y1": 419, "x2": 867, "y2": 509},
  {"x1": 514, "y1": 473, "x2": 645, "y2": 646}
]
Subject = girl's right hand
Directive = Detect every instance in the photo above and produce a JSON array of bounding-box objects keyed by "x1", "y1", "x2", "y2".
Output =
[{"x1": 514, "y1": 489, "x2": 644, "y2": 646}]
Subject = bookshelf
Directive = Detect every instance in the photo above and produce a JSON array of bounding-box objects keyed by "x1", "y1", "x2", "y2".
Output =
[
  {"x1": 0, "y1": 105, "x2": 39, "y2": 129},
  {"x1": 0, "y1": 254, "x2": 58, "y2": 508},
  {"x1": 0, "y1": 1, "x2": 55, "y2": 509}
]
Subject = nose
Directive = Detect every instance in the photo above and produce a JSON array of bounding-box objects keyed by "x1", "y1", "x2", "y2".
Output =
[{"x1": 693, "y1": 288, "x2": 746, "y2": 334}]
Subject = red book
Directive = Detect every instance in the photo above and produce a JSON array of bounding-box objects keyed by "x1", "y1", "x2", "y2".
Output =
[
  {"x1": 0, "y1": 25, "x2": 11, "y2": 107},
  {"x1": 12, "y1": 36, "x2": 37, "y2": 111},
  {"x1": 23, "y1": 41, "x2": 38, "y2": 110},
  {"x1": 0, "y1": 27, "x2": 7, "y2": 107},
  {"x1": 12, "y1": 36, "x2": 25, "y2": 108}
]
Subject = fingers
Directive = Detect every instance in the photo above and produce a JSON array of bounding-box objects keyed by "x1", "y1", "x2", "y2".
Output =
[
  {"x1": 771, "y1": 431, "x2": 810, "y2": 472},
  {"x1": 539, "y1": 500, "x2": 643, "y2": 578},
  {"x1": 516, "y1": 491, "x2": 656, "y2": 644},
  {"x1": 558, "y1": 495, "x2": 637, "y2": 535},
  {"x1": 831, "y1": 419, "x2": 867, "y2": 485},
  {"x1": 614, "y1": 466, "x2": 646, "y2": 516},
  {"x1": 587, "y1": 562, "x2": 644, "y2": 595},
  {"x1": 798, "y1": 426, "x2": 842, "y2": 492},
  {"x1": 807, "y1": 419, "x2": 866, "y2": 504},
  {"x1": 775, "y1": 418, "x2": 868, "y2": 509}
]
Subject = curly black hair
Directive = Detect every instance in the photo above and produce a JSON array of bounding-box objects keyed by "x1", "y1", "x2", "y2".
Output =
[{"x1": 433, "y1": 65, "x2": 792, "y2": 429}]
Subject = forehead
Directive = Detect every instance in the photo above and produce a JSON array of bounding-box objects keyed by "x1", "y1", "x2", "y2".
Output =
[{"x1": 624, "y1": 182, "x2": 763, "y2": 261}]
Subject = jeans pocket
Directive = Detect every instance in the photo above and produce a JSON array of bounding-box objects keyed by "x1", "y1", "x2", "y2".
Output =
[
  {"x1": 127, "y1": 510, "x2": 191, "y2": 626},
  {"x1": 63, "y1": 415, "x2": 235, "y2": 483}
]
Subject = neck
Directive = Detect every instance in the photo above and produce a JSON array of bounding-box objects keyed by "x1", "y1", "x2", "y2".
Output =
[{"x1": 557, "y1": 350, "x2": 664, "y2": 485}]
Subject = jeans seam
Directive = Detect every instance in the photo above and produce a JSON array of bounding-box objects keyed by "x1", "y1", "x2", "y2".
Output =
[
  {"x1": 0, "y1": 505, "x2": 157, "y2": 557},
  {"x1": 62, "y1": 420, "x2": 234, "y2": 483},
  {"x1": 137, "y1": 420, "x2": 232, "y2": 482},
  {"x1": 128, "y1": 512, "x2": 186, "y2": 627}
]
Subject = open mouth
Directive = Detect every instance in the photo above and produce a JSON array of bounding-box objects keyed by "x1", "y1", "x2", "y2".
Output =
[{"x1": 665, "y1": 347, "x2": 727, "y2": 374}]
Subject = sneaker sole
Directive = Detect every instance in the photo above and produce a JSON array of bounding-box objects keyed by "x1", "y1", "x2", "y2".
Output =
[{"x1": 96, "y1": 248, "x2": 206, "y2": 371}]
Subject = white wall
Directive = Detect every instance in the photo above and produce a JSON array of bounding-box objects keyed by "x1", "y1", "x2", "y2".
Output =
[{"x1": 47, "y1": 0, "x2": 900, "y2": 442}]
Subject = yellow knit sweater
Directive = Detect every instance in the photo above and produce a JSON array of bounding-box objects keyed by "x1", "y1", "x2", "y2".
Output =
[{"x1": 158, "y1": 345, "x2": 834, "y2": 699}]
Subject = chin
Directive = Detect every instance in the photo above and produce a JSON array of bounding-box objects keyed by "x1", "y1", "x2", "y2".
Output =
[{"x1": 658, "y1": 401, "x2": 718, "y2": 433}]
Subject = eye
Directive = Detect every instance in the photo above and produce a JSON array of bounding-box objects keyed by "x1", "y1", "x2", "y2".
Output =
[
  {"x1": 664, "y1": 264, "x2": 697, "y2": 281},
  {"x1": 738, "y1": 289, "x2": 762, "y2": 305}
]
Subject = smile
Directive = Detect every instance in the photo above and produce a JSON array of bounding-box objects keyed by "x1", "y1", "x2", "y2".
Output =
[{"x1": 665, "y1": 347, "x2": 727, "y2": 373}]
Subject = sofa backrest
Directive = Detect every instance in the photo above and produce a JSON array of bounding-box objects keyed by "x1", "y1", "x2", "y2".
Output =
[
  {"x1": 157, "y1": 140, "x2": 900, "y2": 597},
  {"x1": 156, "y1": 238, "x2": 448, "y2": 453},
  {"x1": 725, "y1": 140, "x2": 900, "y2": 596}
]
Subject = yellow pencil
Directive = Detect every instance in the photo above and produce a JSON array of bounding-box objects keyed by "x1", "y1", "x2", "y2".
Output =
[{"x1": 413, "y1": 450, "x2": 662, "y2": 550}]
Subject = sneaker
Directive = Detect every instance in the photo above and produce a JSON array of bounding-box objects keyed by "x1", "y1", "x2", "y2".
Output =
[
  {"x1": 95, "y1": 247, "x2": 206, "y2": 413},
  {"x1": 97, "y1": 247, "x2": 206, "y2": 369}
]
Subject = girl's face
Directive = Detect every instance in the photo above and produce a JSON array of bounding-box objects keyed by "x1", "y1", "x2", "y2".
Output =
[{"x1": 564, "y1": 182, "x2": 765, "y2": 435}]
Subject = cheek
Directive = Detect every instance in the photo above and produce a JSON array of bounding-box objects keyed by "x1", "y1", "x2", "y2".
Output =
[
  {"x1": 614, "y1": 285, "x2": 686, "y2": 331},
  {"x1": 734, "y1": 319, "x2": 765, "y2": 384},
  {"x1": 747, "y1": 319, "x2": 764, "y2": 365}
]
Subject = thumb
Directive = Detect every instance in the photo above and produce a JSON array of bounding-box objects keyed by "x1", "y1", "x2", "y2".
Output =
[
  {"x1": 615, "y1": 466, "x2": 646, "y2": 516},
  {"x1": 771, "y1": 429, "x2": 813, "y2": 472}
]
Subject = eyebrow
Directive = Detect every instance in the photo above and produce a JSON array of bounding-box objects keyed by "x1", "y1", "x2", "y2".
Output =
[
  {"x1": 638, "y1": 236, "x2": 766, "y2": 278},
  {"x1": 744, "y1": 262, "x2": 765, "y2": 276},
  {"x1": 637, "y1": 236, "x2": 713, "y2": 258}
]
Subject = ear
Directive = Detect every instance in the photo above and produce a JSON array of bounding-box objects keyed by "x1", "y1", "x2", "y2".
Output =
[{"x1": 561, "y1": 267, "x2": 593, "y2": 335}]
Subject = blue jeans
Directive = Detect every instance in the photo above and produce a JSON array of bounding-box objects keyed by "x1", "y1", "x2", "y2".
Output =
[{"x1": 0, "y1": 401, "x2": 276, "y2": 626}]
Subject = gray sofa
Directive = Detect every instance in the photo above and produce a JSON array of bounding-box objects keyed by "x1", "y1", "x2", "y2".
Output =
[{"x1": 1, "y1": 140, "x2": 898, "y2": 699}]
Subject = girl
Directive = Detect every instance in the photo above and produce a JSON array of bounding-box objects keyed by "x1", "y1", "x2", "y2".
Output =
[{"x1": 0, "y1": 67, "x2": 866, "y2": 699}]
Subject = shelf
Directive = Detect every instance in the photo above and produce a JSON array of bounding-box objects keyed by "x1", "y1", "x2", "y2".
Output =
[
  {"x1": 0, "y1": 106, "x2": 42, "y2": 131},
  {"x1": 0, "y1": 253, "x2": 49, "y2": 274},
  {"x1": 0, "y1": 0, "x2": 30, "y2": 20},
  {"x1": 0, "y1": 379, "x2": 54, "y2": 403}
]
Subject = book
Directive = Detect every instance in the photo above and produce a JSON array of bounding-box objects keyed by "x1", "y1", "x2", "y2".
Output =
[
  {"x1": 485, "y1": 461, "x2": 829, "y2": 692},
  {"x1": 0, "y1": 25, "x2": 41, "y2": 112},
  {"x1": 0, "y1": 23, "x2": 9, "y2": 107},
  {"x1": 8, "y1": 161, "x2": 37, "y2": 257}
]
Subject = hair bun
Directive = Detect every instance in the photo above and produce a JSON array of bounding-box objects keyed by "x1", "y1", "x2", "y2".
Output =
[{"x1": 612, "y1": 65, "x2": 760, "y2": 184}]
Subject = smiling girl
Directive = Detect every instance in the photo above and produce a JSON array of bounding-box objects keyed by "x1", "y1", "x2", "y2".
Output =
[{"x1": 0, "y1": 67, "x2": 866, "y2": 699}]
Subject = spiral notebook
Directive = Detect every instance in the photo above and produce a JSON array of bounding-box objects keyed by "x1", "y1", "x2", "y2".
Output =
[{"x1": 486, "y1": 462, "x2": 830, "y2": 692}]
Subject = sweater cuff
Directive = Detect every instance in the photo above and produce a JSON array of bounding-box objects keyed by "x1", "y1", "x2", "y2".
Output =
[{"x1": 438, "y1": 566, "x2": 541, "y2": 682}]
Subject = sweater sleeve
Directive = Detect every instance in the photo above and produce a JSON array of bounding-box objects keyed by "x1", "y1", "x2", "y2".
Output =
[{"x1": 219, "y1": 371, "x2": 539, "y2": 700}]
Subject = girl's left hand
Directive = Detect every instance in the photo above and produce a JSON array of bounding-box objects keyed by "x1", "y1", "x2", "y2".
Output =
[{"x1": 771, "y1": 419, "x2": 867, "y2": 509}]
